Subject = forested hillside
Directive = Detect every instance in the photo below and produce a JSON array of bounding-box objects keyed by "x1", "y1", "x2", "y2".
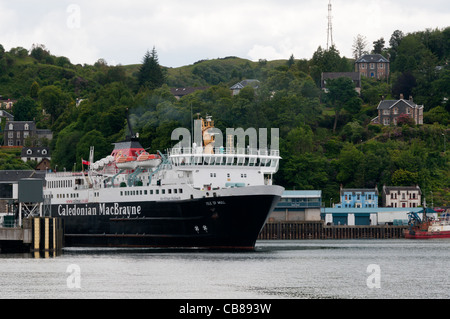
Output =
[{"x1": 0, "y1": 27, "x2": 449, "y2": 206}]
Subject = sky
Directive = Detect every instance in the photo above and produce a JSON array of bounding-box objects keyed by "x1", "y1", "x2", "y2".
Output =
[{"x1": 0, "y1": 0, "x2": 449, "y2": 68}]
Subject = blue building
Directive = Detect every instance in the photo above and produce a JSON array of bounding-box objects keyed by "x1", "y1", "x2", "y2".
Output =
[{"x1": 335, "y1": 186, "x2": 379, "y2": 209}]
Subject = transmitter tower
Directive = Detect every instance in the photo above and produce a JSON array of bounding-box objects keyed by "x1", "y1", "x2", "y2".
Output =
[{"x1": 327, "y1": 0, "x2": 334, "y2": 50}]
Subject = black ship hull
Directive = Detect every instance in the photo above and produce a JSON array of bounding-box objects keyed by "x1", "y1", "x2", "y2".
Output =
[{"x1": 50, "y1": 192, "x2": 281, "y2": 250}]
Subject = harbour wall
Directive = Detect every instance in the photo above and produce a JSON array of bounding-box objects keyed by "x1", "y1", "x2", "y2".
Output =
[
  {"x1": 259, "y1": 221, "x2": 408, "y2": 240},
  {"x1": 0, "y1": 217, "x2": 64, "y2": 254}
]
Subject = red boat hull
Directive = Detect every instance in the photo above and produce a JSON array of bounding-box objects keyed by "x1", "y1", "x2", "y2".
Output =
[{"x1": 404, "y1": 230, "x2": 450, "y2": 239}]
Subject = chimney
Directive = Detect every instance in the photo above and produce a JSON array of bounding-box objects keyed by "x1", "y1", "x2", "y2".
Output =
[
  {"x1": 409, "y1": 95, "x2": 413, "y2": 102},
  {"x1": 400, "y1": 93, "x2": 404, "y2": 100}
]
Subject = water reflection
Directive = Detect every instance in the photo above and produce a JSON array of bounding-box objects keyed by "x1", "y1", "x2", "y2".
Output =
[
  {"x1": 0, "y1": 251, "x2": 61, "y2": 259},
  {"x1": 1, "y1": 239, "x2": 450, "y2": 299}
]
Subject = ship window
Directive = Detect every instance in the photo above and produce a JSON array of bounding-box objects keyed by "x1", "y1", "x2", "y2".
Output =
[
  {"x1": 156, "y1": 190, "x2": 159, "y2": 195},
  {"x1": 174, "y1": 189, "x2": 177, "y2": 194},
  {"x1": 120, "y1": 191, "x2": 123, "y2": 196},
  {"x1": 179, "y1": 189, "x2": 183, "y2": 194},
  {"x1": 144, "y1": 190, "x2": 147, "y2": 195},
  {"x1": 150, "y1": 190, "x2": 153, "y2": 195},
  {"x1": 162, "y1": 189, "x2": 165, "y2": 194}
]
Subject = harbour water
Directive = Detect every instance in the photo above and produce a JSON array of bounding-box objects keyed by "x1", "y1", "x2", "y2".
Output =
[{"x1": 1, "y1": 239, "x2": 449, "y2": 299}]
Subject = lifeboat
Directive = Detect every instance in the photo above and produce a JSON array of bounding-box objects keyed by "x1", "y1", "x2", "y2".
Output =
[
  {"x1": 115, "y1": 154, "x2": 137, "y2": 169},
  {"x1": 136, "y1": 152, "x2": 162, "y2": 168}
]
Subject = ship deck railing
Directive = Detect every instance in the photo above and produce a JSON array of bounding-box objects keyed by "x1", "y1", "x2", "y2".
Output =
[{"x1": 168, "y1": 147, "x2": 280, "y2": 170}]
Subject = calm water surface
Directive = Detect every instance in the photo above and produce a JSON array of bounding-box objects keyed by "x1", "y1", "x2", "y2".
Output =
[{"x1": 1, "y1": 239, "x2": 449, "y2": 299}]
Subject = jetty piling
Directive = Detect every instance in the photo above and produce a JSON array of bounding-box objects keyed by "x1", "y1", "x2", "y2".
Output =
[{"x1": 259, "y1": 221, "x2": 407, "y2": 240}]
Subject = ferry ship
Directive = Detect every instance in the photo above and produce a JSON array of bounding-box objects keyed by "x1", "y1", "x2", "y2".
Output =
[{"x1": 43, "y1": 117, "x2": 283, "y2": 250}]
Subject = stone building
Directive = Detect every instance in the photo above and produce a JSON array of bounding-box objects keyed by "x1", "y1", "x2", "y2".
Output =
[
  {"x1": 3, "y1": 121, "x2": 53, "y2": 147},
  {"x1": 374, "y1": 95, "x2": 424, "y2": 126},
  {"x1": 355, "y1": 54, "x2": 390, "y2": 80}
]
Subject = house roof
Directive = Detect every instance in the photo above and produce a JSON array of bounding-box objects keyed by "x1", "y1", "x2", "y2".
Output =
[
  {"x1": 170, "y1": 87, "x2": 208, "y2": 97},
  {"x1": 377, "y1": 99, "x2": 424, "y2": 110},
  {"x1": 230, "y1": 79, "x2": 260, "y2": 90},
  {"x1": 0, "y1": 110, "x2": 14, "y2": 119},
  {"x1": 382, "y1": 185, "x2": 422, "y2": 195},
  {"x1": 322, "y1": 72, "x2": 361, "y2": 82},
  {"x1": 20, "y1": 147, "x2": 51, "y2": 158},
  {"x1": 340, "y1": 188, "x2": 379, "y2": 196},
  {"x1": 355, "y1": 54, "x2": 389, "y2": 63},
  {"x1": 0, "y1": 170, "x2": 46, "y2": 182},
  {"x1": 4, "y1": 121, "x2": 36, "y2": 131},
  {"x1": 321, "y1": 72, "x2": 361, "y2": 88}
]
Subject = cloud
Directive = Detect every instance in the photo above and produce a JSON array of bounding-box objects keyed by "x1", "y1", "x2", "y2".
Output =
[
  {"x1": 0, "y1": 0, "x2": 449, "y2": 67},
  {"x1": 247, "y1": 45, "x2": 286, "y2": 61}
]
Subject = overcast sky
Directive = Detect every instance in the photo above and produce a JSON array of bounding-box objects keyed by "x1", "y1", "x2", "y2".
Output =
[{"x1": 0, "y1": 0, "x2": 449, "y2": 68}]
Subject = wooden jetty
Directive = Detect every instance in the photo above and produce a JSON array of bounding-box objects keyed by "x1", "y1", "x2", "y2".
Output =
[{"x1": 259, "y1": 221, "x2": 407, "y2": 240}]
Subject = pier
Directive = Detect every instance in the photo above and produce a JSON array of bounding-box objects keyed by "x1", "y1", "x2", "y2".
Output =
[
  {"x1": 0, "y1": 217, "x2": 64, "y2": 254},
  {"x1": 259, "y1": 221, "x2": 407, "y2": 240}
]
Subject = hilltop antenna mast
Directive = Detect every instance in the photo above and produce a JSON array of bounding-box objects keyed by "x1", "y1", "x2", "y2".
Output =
[{"x1": 327, "y1": 0, "x2": 334, "y2": 50}]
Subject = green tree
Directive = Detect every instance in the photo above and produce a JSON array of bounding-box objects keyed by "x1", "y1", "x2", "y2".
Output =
[
  {"x1": 372, "y1": 38, "x2": 385, "y2": 54},
  {"x1": 30, "y1": 81, "x2": 40, "y2": 99},
  {"x1": 138, "y1": 47, "x2": 165, "y2": 90},
  {"x1": 52, "y1": 123, "x2": 82, "y2": 171},
  {"x1": 76, "y1": 130, "x2": 112, "y2": 168},
  {"x1": 391, "y1": 169, "x2": 419, "y2": 186},
  {"x1": 38, "y1": 85, "x2": 69, "y2": 124},
  {"x1": 0, "y1": 44, "x2": 6, "y2": 76},
  {"x1": 287, "y1": 54, "x2": 295, "y2": 68},
  {"x1": 310, "y1": 45, "x2": 351, "y2": 85},
  {"x1": 12, "y1": 96, "x2": 38, "y2": 121},
  {"x1": 424, "y1": 106, "x2": 450, "y2": 125},
  {"x1": 335, "y1": 143, "x2": 364, "y2": 187},
  {"x1": 30, "y1": 44, "x2": 50, "y2": 62},
  {"x1": 392, "y1": 72, "x2": 416, "y2": 99},
  {"x1": 388, "y1": 30, "x2": 404, "y2": 62},
  {"x1": 325, "y1": 77, "x2": 362, "y2": 133}
]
